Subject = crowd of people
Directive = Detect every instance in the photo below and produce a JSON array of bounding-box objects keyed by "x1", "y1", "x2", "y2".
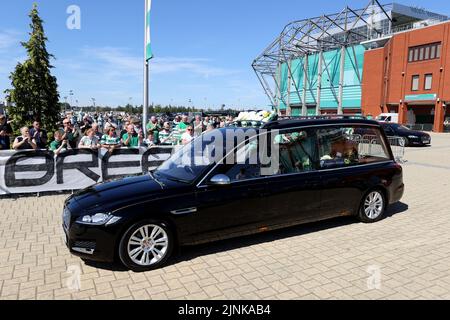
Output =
[{"x1": 0, "y1": 111, "x2": 237, "y2": 154}]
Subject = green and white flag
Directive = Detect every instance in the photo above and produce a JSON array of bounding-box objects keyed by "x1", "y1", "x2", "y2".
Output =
[{"x1": 145, "y1": 0, "x2": 153, "y2": 61}]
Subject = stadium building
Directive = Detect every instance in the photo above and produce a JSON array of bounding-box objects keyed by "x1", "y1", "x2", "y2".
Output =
[{"x1": 253, "y1": 1, "x2": 450, "y2": 132}]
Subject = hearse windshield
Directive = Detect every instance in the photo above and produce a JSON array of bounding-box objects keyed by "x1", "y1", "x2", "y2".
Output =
[{"x1": 154, "y1": 129, "x2": 226, "y2": 183}]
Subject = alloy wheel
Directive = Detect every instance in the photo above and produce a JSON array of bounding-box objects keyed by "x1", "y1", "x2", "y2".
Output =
[
  {"x1": 364, "y1": 191, "x2": 384, "y2": 220},
  {"x1": 127, "y1": 224, "x2": 169, "y2": 266}
]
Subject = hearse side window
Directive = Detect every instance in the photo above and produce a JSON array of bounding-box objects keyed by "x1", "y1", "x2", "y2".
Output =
[
  {"x1": 209, "y1": 134, "x2": 264, "y2": 182},
  {"x1": 316, "y1": 126, "x2": 391, "y2": 169},
  {"x1": 272, "y1": 129, "x2": 318, "y2": 175},
  {"x1": 226, "y1": 137, "x2": 262, "y2": 181}
]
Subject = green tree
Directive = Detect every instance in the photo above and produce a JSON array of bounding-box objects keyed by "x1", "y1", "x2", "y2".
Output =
[
  {"x1": 5, "y1": 4, "x2": 60, "y2": 132},
  {"x1": 154, "y1": 105, "x2": 162, "y2": 113},
  {"x1": 60, "y1": 102, "x2": 71, "y2": 111}
]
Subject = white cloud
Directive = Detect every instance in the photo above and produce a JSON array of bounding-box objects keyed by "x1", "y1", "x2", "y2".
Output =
[
  {"x1": 79, "y1": 47, "x2": 240, "y2": 78},
  {"x1": 152, "y1": 57, "x2": 240, "y2": 78},
  {"x1": 51, "y1": 46, "x2": 248, "y2": 106},
  {"x1": 0, "y1": 31, "x2": 26, "y2": 99},
  {"x1": 4, "y1": 44, "x2": 264, "y2": 107},
  {"x1": 0, "y1": 30, "x2": 22, "y2": 51},
  {"x1": 80, "y1": 47, "x2": 141, "y2": 75}
]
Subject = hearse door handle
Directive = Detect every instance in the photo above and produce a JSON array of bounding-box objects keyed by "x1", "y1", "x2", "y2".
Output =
[
  {"x1": 323, "y1": 177, "x2": 342, "y2": 185},
  {"x1": 248, "y1": 186, "x2": 269, "y2": 197},
  {"x1": 309, "y1": 180, "x2": 322, "y2": 188},
  {"x1": 171, "y1": 208, "x2": 197, "y2": 215}
]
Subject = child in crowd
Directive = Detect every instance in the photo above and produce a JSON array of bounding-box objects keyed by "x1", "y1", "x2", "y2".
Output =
[
  {"x1": 78, "y1": 129, "x2": 100, "y2": 150},
  {"x1": 50, "y1": 131, "x2": 69, "y2": 155}
]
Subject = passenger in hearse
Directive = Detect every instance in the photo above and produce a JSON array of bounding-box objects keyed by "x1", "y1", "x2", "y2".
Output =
[
  {"x1": 330, "y1": 136, "x2": 358, "y2": 164},
  {"x1": 278, "y1": 131, "x2": 315, "y2": 173},
  {"x1": 319, "y1": 133, "x2": 359, "y2": 169},
  {"x1": 235, "y1": 168, "x2": 247, "y2": 181}
]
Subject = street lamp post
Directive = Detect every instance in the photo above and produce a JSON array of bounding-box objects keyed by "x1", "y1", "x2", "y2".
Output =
[
  {"x1": 69, "y1": 90, "x2": 74, "y2": 110},
  {"x1": 64, "y1": 96, "x2": 68, "y2": 112}
]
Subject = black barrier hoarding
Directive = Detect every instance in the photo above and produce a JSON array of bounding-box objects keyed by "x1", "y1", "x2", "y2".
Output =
[
  {"x1": 0, "y1": 146, "x2": 175, "y2": 195},
  {"x1": 142, "y1": 147, "x2": 174, "y2": 174},
  {"x1": 56, "y1": 149, "x2": 100, "y2": 184},
  {"x1": 101, "y1": 148, "x2": 141, "y2": 181},
  {"x1": 5, "y1": 150, "x2": 55, "y2": 188}
]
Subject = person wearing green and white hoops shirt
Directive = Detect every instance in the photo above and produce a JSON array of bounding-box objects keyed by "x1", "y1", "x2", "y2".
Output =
[
  {"x1": 159, "y1": 122, "x2": 172, "y2": 145},
  {"x1": 100, "y1": 127, "x2": 121, "y2": 153},
  {"x1": 122, "y1": 124, "x2": 144, "y2": 148},
  {"x1": 176, "y1": 115, "x2": 190, "y2": 133}
]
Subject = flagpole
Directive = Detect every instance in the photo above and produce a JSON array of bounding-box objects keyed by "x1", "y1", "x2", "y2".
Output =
[
  {"x1": 143, "y1": 0, "x2": 149, "y2": 139},
  {"x1": 143, "y1": 63, "x2": 149, "y2": 139}
]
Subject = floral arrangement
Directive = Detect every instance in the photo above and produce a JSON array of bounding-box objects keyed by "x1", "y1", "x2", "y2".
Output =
[{"x1": 234, "y1": 111, "x2": 277, "y2": 126}]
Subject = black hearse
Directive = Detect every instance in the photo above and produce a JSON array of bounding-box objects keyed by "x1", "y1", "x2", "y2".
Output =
[{"x1": 63, "y1": 117, "x2": 404, "y2": 271}]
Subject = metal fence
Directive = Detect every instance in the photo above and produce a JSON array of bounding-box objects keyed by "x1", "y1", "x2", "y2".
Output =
[
  {"x1": 349, "y1": 134, "x2": 405, "y2": 163},
  {"x1": 387, "y1": 136, "x2": 406, "y2": 163},
  {"x1": 404, "y1": 124, "x2": 434, "y2": 132},
  {"x1": 405, "y1": 123, "x2": 450, "y2": 133}
]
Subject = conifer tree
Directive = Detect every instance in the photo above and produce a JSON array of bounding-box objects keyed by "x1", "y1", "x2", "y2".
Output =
[{"x1": 5, "y1": 3, "x2": 60, "y2": 132}]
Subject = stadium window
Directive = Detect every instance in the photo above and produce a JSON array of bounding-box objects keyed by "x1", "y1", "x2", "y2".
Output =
[
  {"x1": 414, "y1": 48, "x2": 419, "y2": 61},
  {"x1": 411, "y1": 75, "x2": 420, "y2": 91},
  {"x1": 430, "y1": 45, "x2": 436, "y2": 59},
  {"x1": 408, "y1": 42, "x2": 442, "y2": 63},
  {"x1": 425, "y1": 46, "x2": 430, "y2": 60},
  {"x1": 409, "y1": 49, "x2": 414, "y2": 62},
  {"x1": 419, "y1": 47, "x2": 424, "y2": 60},
  {"x1": 424, "y1": 74, "x2": 433, "y2": 90},
  {"x1": 437, "y1": 44, "x2": 442, "y2": 58}
]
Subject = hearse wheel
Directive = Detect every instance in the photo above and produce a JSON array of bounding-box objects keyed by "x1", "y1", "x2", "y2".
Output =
[
  {"x1": 357, "y1": 189, "x2": 386, "y2": 223},
  {"x1": 119, "y1": 220, "x2": 174, "y2": 272}
]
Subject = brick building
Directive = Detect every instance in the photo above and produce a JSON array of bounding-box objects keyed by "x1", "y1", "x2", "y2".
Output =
[
  {"x1": 253, "y1": 2, "x2": 450, "y2": 132},
  {"x1": 362, "y1": 21, "x2": 450, "y2": 132}
]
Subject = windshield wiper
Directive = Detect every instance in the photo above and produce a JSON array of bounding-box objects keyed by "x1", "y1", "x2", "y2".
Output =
[
  {"x1": 164, "y1": 175, "x2": 191, "y2": 184},
  {"x1": 149, "y1": 171, "x2": 166, "y2": 188}
]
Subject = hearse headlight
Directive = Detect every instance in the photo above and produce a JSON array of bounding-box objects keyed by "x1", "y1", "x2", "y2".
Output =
[
  {"x1": 408, "y1": 135, "x2": 418, "y2": 139},
  {"x1": 77, "y1": 213, "x2": 121, "y2": 226}
]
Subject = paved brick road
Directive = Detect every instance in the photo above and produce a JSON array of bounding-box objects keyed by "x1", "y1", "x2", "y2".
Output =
[{"x1": 1, "y1": 134, "x2": 450, "y2": 300}]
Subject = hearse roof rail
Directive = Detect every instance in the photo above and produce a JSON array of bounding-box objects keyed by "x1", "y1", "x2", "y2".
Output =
[
  {"x1": 226, "y1": 114, "x2": 372, "y2": 129},
  {"x1": 276, "y1": 114, "x2": 367, "y2": 121},
  {"x1": 260, "y1": 115, "x2": 379, "y2": 130}
]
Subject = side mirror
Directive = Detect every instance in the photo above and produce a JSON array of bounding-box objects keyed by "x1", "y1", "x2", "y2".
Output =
[{"x1": 208, "y1": 174, "x2": 231, "y2": 186}]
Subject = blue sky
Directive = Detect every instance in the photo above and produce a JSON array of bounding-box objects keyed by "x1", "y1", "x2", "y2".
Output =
[{"x1": 0, "y1": 0, "x2": 448, "y2": 109}]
